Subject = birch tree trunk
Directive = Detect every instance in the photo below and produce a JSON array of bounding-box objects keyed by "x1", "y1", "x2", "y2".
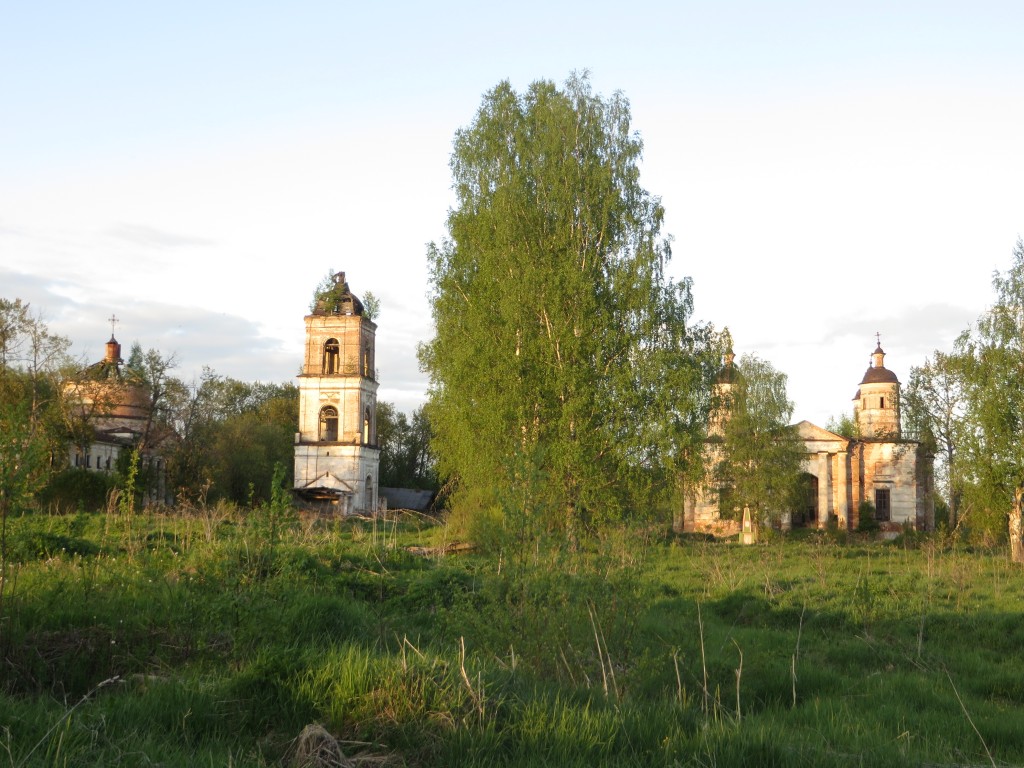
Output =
[{"x1": 1010, "y1": 487, "x2": 1024, "y2": 563}]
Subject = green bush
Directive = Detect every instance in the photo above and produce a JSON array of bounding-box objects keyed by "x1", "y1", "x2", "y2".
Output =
[
  {"x1": 857, "y1": 500, "x2": 880, "y2": 532},
  {"x1": 37, "y1": 468, "x2": 114, "y2": 513}
]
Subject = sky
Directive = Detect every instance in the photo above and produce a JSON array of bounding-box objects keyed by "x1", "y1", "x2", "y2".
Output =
[{"x1": 2, "y1": 1, "x2": 1022, "y2": 426}]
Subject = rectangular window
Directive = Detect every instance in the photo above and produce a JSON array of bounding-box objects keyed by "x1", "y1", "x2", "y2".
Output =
[
  {"x1": 880, "y1": 396, "x2": 885, "y2": 408},
  {"x1": 875, "y1": 488, "x2": 891, "y2": 522}
]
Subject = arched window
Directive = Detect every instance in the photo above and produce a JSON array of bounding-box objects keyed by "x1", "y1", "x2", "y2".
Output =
[
  {"x1": 323, "y1": 339, "x2": 340, "y2": 374},
  {"x1": 319, "y1": 406, "x2": 339, "y2": 441},
  {"x1": 363, "y1": 408, "x2": 371, "y2": 444},
  {"x1": 363, "y1": 344, "x2": 371, "y2": 377}
]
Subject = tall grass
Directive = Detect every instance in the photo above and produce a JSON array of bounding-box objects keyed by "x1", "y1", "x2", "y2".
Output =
[{"x1": 1, "y1": 509, "x2": 1023, "y2": 766}]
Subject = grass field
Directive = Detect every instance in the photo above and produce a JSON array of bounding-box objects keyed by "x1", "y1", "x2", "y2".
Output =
[{"x1": 1, "y1": 506, "x2": 1022, "y2": 766}]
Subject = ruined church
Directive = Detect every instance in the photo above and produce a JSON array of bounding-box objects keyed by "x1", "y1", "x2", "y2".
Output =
[
  {"x1": 63, "y1": 327, "x2": 168, "y2": 504},
  {"x1": 680, "y1": 340, "x2": 935, "y2": 534}
]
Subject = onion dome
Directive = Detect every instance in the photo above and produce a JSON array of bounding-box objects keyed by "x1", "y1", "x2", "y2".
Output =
[{"x1": 859, "y1": 342, "x2": 899, "y2": 385}]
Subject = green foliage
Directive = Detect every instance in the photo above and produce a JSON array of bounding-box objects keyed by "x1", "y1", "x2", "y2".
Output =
[
  {"x1": 446, "y1": 489, "x2": 506, "y2": 553},
  {"x1": 825, "y1": 411, "x2": 859, "y2": 439},
  {"x1": 713, "y1": 353, "x2": 804, "y2": 520},
  {"x1": 0, "y1": 397, "x2": 50, "y2": 517},
  {"x1": 421, "y1": 74, "x2": 713, "y2": 541},
  {"x1": 4, "y1": 528, "x2": 101, "y2": 562},
  {"x1": 377, "y1": 401, "x2": 437, "y2": 490},
  {"x1": 117, "y1": 448, "x2": 139, "y2": 515},
  {"x1": 165, "y1": 372, "x2": 298, "y2": 504},
  {"x1": 309, "y1": 268, "x2": 340, "y2": 313},
  {"x1": 903, "y1": 351, "x2": 970, "y2": 525},
  {"x1": 308, "y1": 269, "x2": 374, "y2": 319},
  {"x1": 37, "y1": 468, "x2": 115, "y2": 512},
  {"x1": 857, "y1": 500, "x2": 880, "y2": 532},
  {"x1": 361, "y1": 290, "x2": 381, "y2": 321},
  {"x1": 0, "y1": 301, "x2": 73, "y2": 516},
  {"x1": 249, "y1": 463, "x2": 299, "y2": 574},
  {"x1": 955, "y1": 238, "x2": 1024, "y2": 558}
]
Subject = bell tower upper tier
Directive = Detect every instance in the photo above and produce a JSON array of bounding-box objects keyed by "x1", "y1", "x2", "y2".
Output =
[
  {"x1": 853, "y1": 338, "x2": 900, "y2": 439},
  {"x1": 301, "y1": 272, "x2": 376, "y2": 379}
]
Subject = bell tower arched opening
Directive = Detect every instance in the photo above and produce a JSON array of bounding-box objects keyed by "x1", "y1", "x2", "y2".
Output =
[
  {"x1": 323, "y1": 339, "x2": 340, "y2": 374},
  {"x1": 319, "y1": 406, "x2": 339, "y2": 442}
]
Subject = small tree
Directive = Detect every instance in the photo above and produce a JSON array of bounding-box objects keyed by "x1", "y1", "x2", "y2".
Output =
[
  {"x1": 0, "y1": 397, "x2": 48, "y2": 619},
  {"x1": 361, "y1": 291, "x2": 381, "y2": 322},
  {"x1": 957, "y1": 238, "x2": 1024, "y2": 561},
  {"x1": 125, "y1": 342, "x2": 178, "y2": 454},
  {"x1": 902, "y1": 351, "x2": 969, "y2": 526},
  {"x1": 0, "y1": 301, "x2": 71, "y2": 499},
  {"x1": 825, "y1": 412, "x2": 859, "y2": 440},
  {"x1": 713, "y1": 354, "x2": 804, "y2": 523}
]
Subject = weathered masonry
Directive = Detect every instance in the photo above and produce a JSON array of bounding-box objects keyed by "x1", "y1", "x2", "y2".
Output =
[{"x1": 293, "y1": 272, "x2": 380, "y2": 513}]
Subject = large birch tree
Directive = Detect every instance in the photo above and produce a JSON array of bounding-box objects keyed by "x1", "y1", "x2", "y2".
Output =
[{"x1": 420, "y1": 74, "x2": 713, "y2": 538}]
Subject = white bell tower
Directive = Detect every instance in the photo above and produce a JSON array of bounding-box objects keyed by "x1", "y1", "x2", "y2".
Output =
[{"x1": 293, "y1": 272, "x2": 380, "y2": 513}]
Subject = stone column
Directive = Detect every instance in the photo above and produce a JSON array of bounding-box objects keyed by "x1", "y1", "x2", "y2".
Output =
[
  {"x1": 741, "y1": 506, "x2": 756, "y2": 545},
  {"x1": 818, "y1": 451, "x2": 831, "y2": 529},
  {"x1": 836, "y1": 450, "x2": 849, "y2": 530}
]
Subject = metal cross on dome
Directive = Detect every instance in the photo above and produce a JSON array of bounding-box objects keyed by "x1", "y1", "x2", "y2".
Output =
[{"x1": 109, "y1": 314, "x2": 119, "y2": 337}]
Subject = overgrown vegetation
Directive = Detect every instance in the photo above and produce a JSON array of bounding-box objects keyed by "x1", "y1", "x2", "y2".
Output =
[
  {"x1": 709, "y1": 346, "x2": 805, "y2": 523},
  {"x1": 2, "y1": 509, "x2": 1023, "y2": 767}
]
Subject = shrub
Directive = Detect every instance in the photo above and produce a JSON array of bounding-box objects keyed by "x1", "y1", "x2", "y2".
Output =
[
  {"x1": 857, "y1": 501, "x2": 880, "y2": 533},
  {"x1": 37, "y1": 468, "x2": 115, "y2": 513},
  {"x1": 444, "y1": 486, "x2": 506, "y2": 553}
]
